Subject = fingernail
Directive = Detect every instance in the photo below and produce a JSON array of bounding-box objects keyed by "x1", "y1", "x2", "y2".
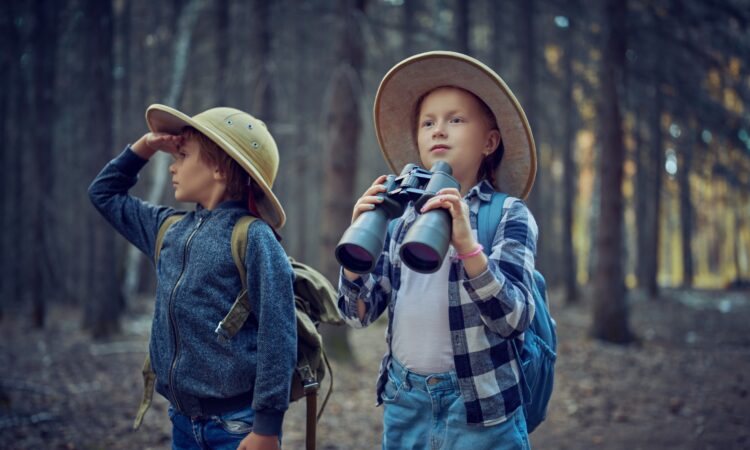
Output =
[{"x1": 420, "y1": 207, "x2": 426, "y2": 212}]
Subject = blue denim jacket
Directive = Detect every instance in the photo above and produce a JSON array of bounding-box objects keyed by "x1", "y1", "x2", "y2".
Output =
[{"x1": 89, "y1": 147, "x2": 296, "y2": 436}]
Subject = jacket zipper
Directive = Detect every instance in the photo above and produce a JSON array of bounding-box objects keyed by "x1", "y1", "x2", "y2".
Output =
[{"x1": 167, "y1": 216, "x2": 206, "y2": 412}]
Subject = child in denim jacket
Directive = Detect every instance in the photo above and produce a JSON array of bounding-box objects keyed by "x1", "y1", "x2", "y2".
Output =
[{"x1": 89, "y1": 105, "x2": 295, "y2": 450}]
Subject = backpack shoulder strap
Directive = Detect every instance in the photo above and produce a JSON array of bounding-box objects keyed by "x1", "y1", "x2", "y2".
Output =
[
  {"x1": 231, "y1": 215, "x2": 258, "y2": 290},
  {"x1": 215, "y1": 215, "x2": 258, "y2": 342},
  {"x1": 154, "y1": 214, "x2": 185, "y2": 265},
  {"x1": 136, "y1": 213, "x2": 184, "y2": 430},
  {"x1": 477, "y1": 192, "x2": 508, "y2": 254}
]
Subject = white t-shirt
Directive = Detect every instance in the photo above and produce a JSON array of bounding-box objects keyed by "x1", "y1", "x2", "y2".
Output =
[{"x1": 391, "y1": 251, "x2": 455, "y2": 375}]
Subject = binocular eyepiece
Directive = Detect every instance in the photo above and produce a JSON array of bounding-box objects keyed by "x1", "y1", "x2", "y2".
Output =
[{"x1": 335, "y1": 161, "x2": 460, "y2": 274}]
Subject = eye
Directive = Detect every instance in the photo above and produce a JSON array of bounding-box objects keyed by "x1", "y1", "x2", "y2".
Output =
[
  {"x1": 449, "y1": 116, "x2": 464, "y2": 124},
  {"x1": 421, "y1": 119, "x2": 434, "y2": 128}
]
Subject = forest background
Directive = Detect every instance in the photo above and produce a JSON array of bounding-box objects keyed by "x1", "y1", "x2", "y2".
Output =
[{"x1": 1, "y1": 0, "x2": 749, "y2": 449}]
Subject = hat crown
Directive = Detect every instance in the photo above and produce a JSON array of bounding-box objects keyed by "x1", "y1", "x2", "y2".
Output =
[{"x1": 192, "y1": 107, "x2": 279, "y2": 187}]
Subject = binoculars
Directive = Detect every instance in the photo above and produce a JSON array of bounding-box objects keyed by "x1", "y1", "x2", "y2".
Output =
[{"x1": 335, "y1": 161, "x2": 460, "y2": 274}]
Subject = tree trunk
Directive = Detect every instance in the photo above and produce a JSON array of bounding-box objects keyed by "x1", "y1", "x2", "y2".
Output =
[
  {"x1": 491, "y1": 0, "x2": 504, "y2": 70},
  {"x1": 732, "y1": 190, "x2": 745, "y2": 283},
  {"x1": 319, "y1": 0, "x2": 366, "y2": 361},
  {"x1": 82, "y1": 0, "x2": 121, "y2": 338},
  {"x1": 215, "y1": 0, "x2": 229, "y2": 105},
  {"x1": 15, "y1": 3, "x2": 38, "y2": 323},
  {"x1": 518, "y1": 0, "x2": 547, "y2": 275},
  {"x1": 643, "y1": 77, "x2": 663, "y2": 298},
  {"x1": 635, "y1": 103, "x2": 647, "y2": 292},
  {"x1": 287, "y1": 0, "x2": 308, "y2": 260},
  {"x1": 455, "y1": 0, "x2": 469, "y2": 54},
  {"x1": 519, "y1": 0, "x2": 536, "y2": 130},
  {"x1": 121, "y1": 0, "x2": 205, "y2": 304},
  {"x1": 403, "y1": 0, "x2": 417, "y2": 56},
  {"x1": 678, "y1": 128, "x2": 695, "y2": 287},
  {"x1": 0, "y1": 1, "x2": 23, "y2": 320},
  {"x1": 113, "y1": 0, "x2": 131, "y2": 149},
  {"x1": 29, "y1": 0, "x2": 59, "y2": 328},
  {"x1": 591, "y1": 0, "x2": 632, "y2": 344},
  {"x1": 251, "y1": 0, "x2": 273, "y2": 121},
  {"x1": 562, "y1": 12, "x2": 578, "y2": 304}
]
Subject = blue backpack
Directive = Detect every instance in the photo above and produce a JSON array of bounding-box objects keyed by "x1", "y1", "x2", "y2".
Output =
[{"x1": 478, "y1": 192, "x2": 557, "y2": 433}]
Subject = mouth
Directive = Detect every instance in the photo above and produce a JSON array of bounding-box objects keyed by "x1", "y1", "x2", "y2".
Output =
[{"x1": 430, "y1": 145, "x2": 450, "y2": 153}]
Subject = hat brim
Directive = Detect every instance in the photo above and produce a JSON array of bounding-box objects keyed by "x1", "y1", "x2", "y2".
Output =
[
  {"x1": 374, "y1": 51, "x2": 536, "y2": 199},
  {"x1": 145, "y1": 104, "x2": 286, "y2": 229}
]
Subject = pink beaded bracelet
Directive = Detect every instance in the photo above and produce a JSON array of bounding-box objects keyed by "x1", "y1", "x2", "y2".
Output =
[{"x1": 456, "y1": 244, "x2": 484, "y2": 260}]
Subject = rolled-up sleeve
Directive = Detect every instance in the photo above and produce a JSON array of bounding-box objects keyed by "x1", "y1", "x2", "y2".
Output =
[
  {"x1": 462, "y1": 198, "x2": 538, "y2": 339},
  {"x1": 336, "y1": 231, "x2": 394, "y2": 328}
]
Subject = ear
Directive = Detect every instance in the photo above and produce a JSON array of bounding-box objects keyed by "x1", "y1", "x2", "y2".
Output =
[
  {"x1": 213, "y1": 167, "x2": 227, "y2": 181},
  {"x1": 483, "y1": 129, "x2": 501, "y2": 156}
]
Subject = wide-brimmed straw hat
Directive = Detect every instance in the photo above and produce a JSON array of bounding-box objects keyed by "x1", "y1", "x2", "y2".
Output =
[
  {"x1": 146, "y1": 104, "x2": 286, "y2": 229},
  {"x1": 374, "y1": 51, "x2": 536, "y2": 199}
]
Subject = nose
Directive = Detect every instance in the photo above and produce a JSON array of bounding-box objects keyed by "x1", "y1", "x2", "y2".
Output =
[
  {"x1": 169, "y1": 162, "x2": 177, "y2": 174},
  {"x1": 431, "y1": 120, "x2": 447, "y2": 139}
]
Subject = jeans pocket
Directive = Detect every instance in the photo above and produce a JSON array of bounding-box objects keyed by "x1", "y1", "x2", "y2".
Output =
[
  {"x1": 381, "y1": 372, "x2": 402, "y2": 404},
  {"x1": 215, "y1": 406, "x2": 255, "y2": 435}
]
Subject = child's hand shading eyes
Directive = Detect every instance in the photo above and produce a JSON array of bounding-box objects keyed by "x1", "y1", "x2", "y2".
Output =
[{"x1": 145, "y1": 132, "x2": 183, "y2": 154}]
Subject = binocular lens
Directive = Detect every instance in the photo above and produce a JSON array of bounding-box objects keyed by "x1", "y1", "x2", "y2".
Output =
[
  {"x1": 335, "y1": 163, "x2": 459, "y2": 275},
  {"x1": 400, "y1": 242, "x2": 441, "y2": 273},
  {"x1": 336, "y1": 244, "x2": 374, "y2": 273}
]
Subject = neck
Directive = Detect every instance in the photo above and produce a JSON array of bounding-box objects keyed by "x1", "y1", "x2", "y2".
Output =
[
  {"x1": 199, "y1": 187, "x2": 231, "y2": 211},
  {"x1": 455, "y1": 174, "x2": 478, "y2": 197}
]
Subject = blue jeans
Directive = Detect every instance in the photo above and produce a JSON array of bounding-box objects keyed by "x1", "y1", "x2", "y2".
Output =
[
  {"x1": 382, "y1": 357, "x2": 531, "y2": 450},
  {"x1": 169, "y1": 404, "x2": 280, "y2": 450}
]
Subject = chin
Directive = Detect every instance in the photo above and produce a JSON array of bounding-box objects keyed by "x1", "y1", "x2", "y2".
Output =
[{"x1": 424, "y1": 156, "x2": 452, "y2": 170}]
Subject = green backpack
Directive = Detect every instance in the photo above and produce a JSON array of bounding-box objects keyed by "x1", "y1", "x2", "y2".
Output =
[{"x1": 134, "y1": 214, "x2": 342, "y2": 450}]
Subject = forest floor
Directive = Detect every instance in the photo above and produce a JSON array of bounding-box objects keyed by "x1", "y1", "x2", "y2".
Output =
[{"x1": 1, "y1": 286, "x2": 749, "y2": 450}]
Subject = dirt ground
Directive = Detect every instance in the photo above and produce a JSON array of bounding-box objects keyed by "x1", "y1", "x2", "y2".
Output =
[{"x1": 1, "y1": 287, "x2": 749, "y2": 450}]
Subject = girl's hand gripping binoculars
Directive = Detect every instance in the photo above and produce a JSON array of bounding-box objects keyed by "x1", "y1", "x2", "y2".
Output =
[{"x1": 335, "y1": 161, "x2": 460, "y2": 274}]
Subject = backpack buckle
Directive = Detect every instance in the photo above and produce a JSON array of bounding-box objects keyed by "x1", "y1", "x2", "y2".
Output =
[
  {"x1": 298, "y1": 365, "x2": 319, "y2": 393},
  {"x1": 214, "y1": 321, "x2": 231, "y2": 344}
]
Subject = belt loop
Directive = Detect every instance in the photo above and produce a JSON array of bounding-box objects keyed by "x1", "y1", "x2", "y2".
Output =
[
  {"x1": 396, "y1": 358, "x2": 411, "y2": 390},
  {"x1": 450, "y1": 370, "x2": 460, "y2": 392}
]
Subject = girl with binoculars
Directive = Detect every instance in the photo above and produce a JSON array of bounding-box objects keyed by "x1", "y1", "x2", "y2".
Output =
[{"x1": 337, "y1": 52, "x2": 540, "y2": 449}]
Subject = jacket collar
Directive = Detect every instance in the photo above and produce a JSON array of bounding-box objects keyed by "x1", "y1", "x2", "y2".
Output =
[{"x1": 194, "y1": 200, "x2": 248, "y2": 216}]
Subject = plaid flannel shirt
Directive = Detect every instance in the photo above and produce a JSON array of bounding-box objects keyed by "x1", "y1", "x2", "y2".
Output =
[{"x1": 337, "y1": 180, "x2": 538, "y2": 426}]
